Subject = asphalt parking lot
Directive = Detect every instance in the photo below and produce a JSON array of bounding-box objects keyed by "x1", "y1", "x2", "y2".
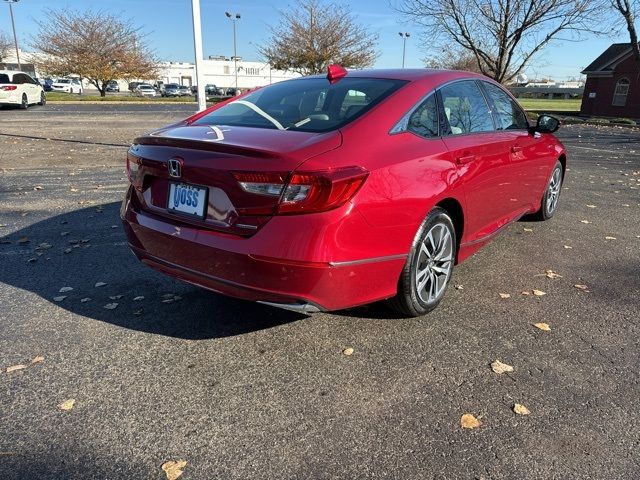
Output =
[{"x1": 1, "y1": 104, "x2": 639, "y2": 480}]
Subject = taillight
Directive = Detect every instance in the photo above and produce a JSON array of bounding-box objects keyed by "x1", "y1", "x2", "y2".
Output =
[
  {"x1": 233, "y1": 166, "x2": 369, "y2": 215},
  {"x1": 0, "y1": 86, "x2": 17, "y2": 91},
  {"x1": 127, "y1": 154, "x2": 142, "y2": 190}
]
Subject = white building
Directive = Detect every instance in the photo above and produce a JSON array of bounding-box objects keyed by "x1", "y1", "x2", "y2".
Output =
[
  {"x1": 2, "y1": 48, "x2": 300, "y2": 92},
  {"x1": 158, "y1": 57, "x2": 300, "y2": 91}
]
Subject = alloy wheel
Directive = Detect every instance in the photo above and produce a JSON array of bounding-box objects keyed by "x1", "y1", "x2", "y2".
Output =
[
  {"x1": 546, "y1": 167, "x2": 562, "y2": 215},
  {"x1": 415, "y1": 223, "x2": 454, "y2": 304}
]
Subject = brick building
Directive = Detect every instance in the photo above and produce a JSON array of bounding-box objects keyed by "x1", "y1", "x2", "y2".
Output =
[{"x1": 580, "y1": 43, "x2": 639, "y2": 118}]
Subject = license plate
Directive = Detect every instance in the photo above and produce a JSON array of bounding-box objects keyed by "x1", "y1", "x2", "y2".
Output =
[{"x1": 167, "y1": 182, "x2": 208, "y2": 219}]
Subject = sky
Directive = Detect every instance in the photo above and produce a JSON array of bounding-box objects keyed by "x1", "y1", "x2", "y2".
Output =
[{"x1": 0, "y1": 0, "x2": 628, "y2": 81}]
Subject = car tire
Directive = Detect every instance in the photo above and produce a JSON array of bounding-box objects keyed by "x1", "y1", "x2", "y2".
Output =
[
  {"x1": 38, "y1": 92, "x2": 46, "y2": 106},
  {"x1": 389, "y1": 207, "x2": 456, "y2": 317},
  {"x1": 532, "y1": 160, "x2": 563, "y2": 221},
  {"x1": 20, "y1": 94, "x2": 28, "y2": 109}
]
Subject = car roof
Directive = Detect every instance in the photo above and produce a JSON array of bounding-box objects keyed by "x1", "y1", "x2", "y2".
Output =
[
  {"x1": 0, "y1": 70, "x2": 30, "y2": 76},
  {"x1": 305, "y1": 68, "x2": 489, "y2": 83}
]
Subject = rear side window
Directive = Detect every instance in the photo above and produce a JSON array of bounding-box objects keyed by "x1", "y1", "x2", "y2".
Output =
[
  {"x1": 193, "y1": 77, "x2": 407, "y2": 133},
  {"x1": 407, "y1": 94, "x2": 439, "y2": 138},
  {"x1": 482, "y1": 82, "x2": 528, "y2": 130},
  {"x1": 0, "y1": 74, "x2": 11, "y2": 84},
  {"x1": 439, "y1": 80, "x2": 494, "y2": 135}
]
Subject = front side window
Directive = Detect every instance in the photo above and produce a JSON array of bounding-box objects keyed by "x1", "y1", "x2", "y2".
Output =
[
  {"x1": 439, "y1": 80, "x2": 494, "y2": 135},
  {"x1": 613, "y1": 78, "x2": 630, "y2": 107},
  {"x1": 193, "y1": 77, "x2": 407, "y2": 133},
  {"x1": 482, "y1": 82, "x2": 528, "y2": 130}
]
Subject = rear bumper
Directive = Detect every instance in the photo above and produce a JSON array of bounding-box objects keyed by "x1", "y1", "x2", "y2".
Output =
[{"x1": 120, "y1": 186, "x2": 405, "y2": 311}]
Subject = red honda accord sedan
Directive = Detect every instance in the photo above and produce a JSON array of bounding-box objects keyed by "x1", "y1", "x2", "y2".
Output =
[{"x1": 121, "y1": 67, "x2": 565, "y2": 316}]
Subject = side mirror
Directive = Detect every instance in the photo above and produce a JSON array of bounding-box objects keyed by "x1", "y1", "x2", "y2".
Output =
[{"x1": 533, "y1": 114, "x2": 560, "y2": 134}]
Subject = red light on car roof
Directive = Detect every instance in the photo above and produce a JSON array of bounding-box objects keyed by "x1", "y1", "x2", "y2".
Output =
[{"x1": 327, "y1": 64, "x2": 347, "y2": 83}]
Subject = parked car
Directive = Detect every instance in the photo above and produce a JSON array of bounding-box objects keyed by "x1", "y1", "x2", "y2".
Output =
[
  {"x1": 179, "y1": 85, "x2": 192, "y2": 96},
  {"x1": 128, "y1": 82, "x2": 142, "y2": 92},
  {"x1": 0, "y1": 70, "x2": 46, "y2": 108},
  {"x1": 51, "y1": 78, "x2": 83, "y2": 94},
  {"x1": 134, "y1": 84, "x2": 156, "y2": 97},
  {"x1": 225, "y1": 87, "x2": 238, "y2": 96},
  {"x1": 205, "y1": 84, "x2": 222, "y2": 96},
  {"x1": 105, "y1": 81, "x2": 120, "y2": 92},
  {"x1": 153, "y1": 81, "x2": 164, "y2": 94},
  {"x1": 121, "y1": 67, "x2": 566, "y2": 316},
  {"x1": 41, "y1": 78, "x2": 54, "y2": 92},
  {"x1": 162, "y1": 83, "x2": 181, "y2": 97}
]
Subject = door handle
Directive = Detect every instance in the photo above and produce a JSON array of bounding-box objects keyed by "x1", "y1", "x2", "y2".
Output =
[
  {"x1": 511, "y1": 145, "x2": 523, "y2": 153},
  {"x1": 456, "y1": 154, "x2": 476, "y2": 165}
]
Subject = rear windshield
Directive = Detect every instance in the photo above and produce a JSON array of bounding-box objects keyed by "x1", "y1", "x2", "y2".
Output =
[
  {"x1": 57, "y1": 79, "x2": 70, "y2": 84},
  {"x1": 193, "y1": 77, "x2": 407, "y2": 133},
  {"x1": 0, "y1": 74, "x2": 11, "y2": 83}
]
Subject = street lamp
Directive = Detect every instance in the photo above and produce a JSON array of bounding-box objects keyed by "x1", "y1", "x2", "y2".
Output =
[
  {"x1": 225, "y1": 11, "x2": 241, "y2": 90},
  {"x1": 399, "y1": 32, "x2": 410, "y2": 69},
  {"x1": 4, "y1": 0, "x2": 21, "y2": 70}
]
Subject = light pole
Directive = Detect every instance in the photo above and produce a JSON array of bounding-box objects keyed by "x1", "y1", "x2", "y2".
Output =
[
  {"x1": 399, "y1": 32, "x2": 410, "y2": 69},
  {"x1": 5, "y1": 0, "x2": 21, "y2": 70},
  {"x1": 225, "y1": 12, "x2": 241, "y2": 90},
  {"x1": 191, "y1": 0, "x2": 206, "y2": 111}
]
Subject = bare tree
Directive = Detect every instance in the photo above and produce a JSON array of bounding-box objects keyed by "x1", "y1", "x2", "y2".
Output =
[
  {"x1": 425, "y1": 49, "x2": 485, "y2": 74},
  {"x1": 258, "y1": 0, "x2": 379, "y2": 75},
  {"x1": 0, "y1": 31, "x2": 12, "y2": 63},
  {"x1": 396, "y1": 0, "x2": 606, "y2": 83},
  {"x1": 31, "y1": 10, "x2": 158, "y2": 96},
  {"x1": 611, "y1": 0, "x2": 640, "y2": 64}
]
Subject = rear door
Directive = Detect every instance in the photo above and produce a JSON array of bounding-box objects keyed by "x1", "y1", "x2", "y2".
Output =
[
  {"x1": 438, "y1": 80, "x2": 519, "y2": 243},
  {"x1": 479, "y1": 81, "x2": 548, "y2": 211}
]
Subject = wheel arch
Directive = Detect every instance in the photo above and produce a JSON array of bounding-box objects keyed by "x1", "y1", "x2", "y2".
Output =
[
  {"x1": 558, "y1": 153, "x2": 567, "y2": 180},
  {"x1": 435, "y1": 197, "x2": 464, "y2": 261}
]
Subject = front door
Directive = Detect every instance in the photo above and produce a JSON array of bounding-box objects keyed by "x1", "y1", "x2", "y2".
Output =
[{"x1": 438, "y1": 80, "x2": 520, "y2": 243}]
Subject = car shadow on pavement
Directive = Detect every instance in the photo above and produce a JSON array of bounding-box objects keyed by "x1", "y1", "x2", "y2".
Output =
[{"x1": 0, "y1": 201, "x2": 306, "y2": 340}]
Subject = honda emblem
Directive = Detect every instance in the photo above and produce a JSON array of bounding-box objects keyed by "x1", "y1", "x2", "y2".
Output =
[{"x1": 168, "y1": 158, "x2": 182, "y2": 178}]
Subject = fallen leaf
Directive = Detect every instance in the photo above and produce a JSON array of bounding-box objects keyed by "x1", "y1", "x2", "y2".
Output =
[
  {"x1": 59, "y1": 287, "x2": 73, "y2": 293},
  {"x1": 53, "y1": 296, "x2": 67, "y2": 302},
  {"x1": 342, "y1": 347, "x2": 354, "y2": 356},
  {"x1": 545, "y1": 270, "x2": 562, "y2": 279},
  {"x1": 37, "y1": 243, "x2": 52, "y2": 250},
  {"x1": 533, "y1": 322, "x2": 551, "y2": 331},
  {"x1": 580, "y1": 220, "x2": 591, "y2": 224},
  {"x1": 58, "y1": 399, "x2": 75, "y2": 411},
  {"x1": 605, "y1": 236, "x2": 617, "y2": 240},
  {"x1": 499, "y1": 293, "x2": 511, "y2": 299},
  {"x1": 586, "y1": 204, "x2": 596, "y2": 208},
  {"x1": 574, "y1": 284, "x2": 589, "y2": 291},
  {"x1": 63, "y1": 248, "x2": 72, "y2": 254},
  {"x1": 532, "y1": 289, "x2": 546, "y2": 296},
  {"x1": 563, "y1": 245, "x2": 573, "y2": 249},
  {"x1": 104, "y1": 303, "x2": 118, "y2": 310},
  {"x1": 109, "y1": 295, "x2": 123, "y2": 300},
  {"x1": 31, "y1": 356, "x2": 44, "y2": 364},
  {"x1": 133, "y1": 309, "x2": 144, "y2": 316},
  {"x1": 523, "y1": 228, "x2": 533, "y2": 232},
  {"x1": 34, "y1": 185, "x2": 44, "y2": 191},
  {"x1": 60, "y1": 231, "x2": 69, "y2": 236},
  {"x1": 27, "y1": 258, "x2": 37, "y2": 263},
  {"x1": 460, "y1": 413, "x2": 482, "y2": 429},
  {"x1": 94, "y1": 282, "x2": 107, "y2": 287},
  {"x1": 80, "y1": 298, "x2": 91, "y2": 303},
  {"x1": 161, "y1": 460, "x2": 187, "y2": 480},
  {"x1": 133, "y1": 296, "x2": 145, "y2": 301},
  {"x1": 513, "y1": 403, "x2": 531, "y2": 415},
  {"x1": 18, "y1": 237, "x2": 30, "y2": 244},
  {"x1": 6, "y1": 364, "x2": 27, "y2": 373},
  {"x1": 521, "y1": 291, "x2": 531, "y2": 295},
  {"x1": 490, "y1": 360, "x2": 514, "y2": 374},
  {"x1": 454, "y1": 284, "x2": 463, "y2": 290}
]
